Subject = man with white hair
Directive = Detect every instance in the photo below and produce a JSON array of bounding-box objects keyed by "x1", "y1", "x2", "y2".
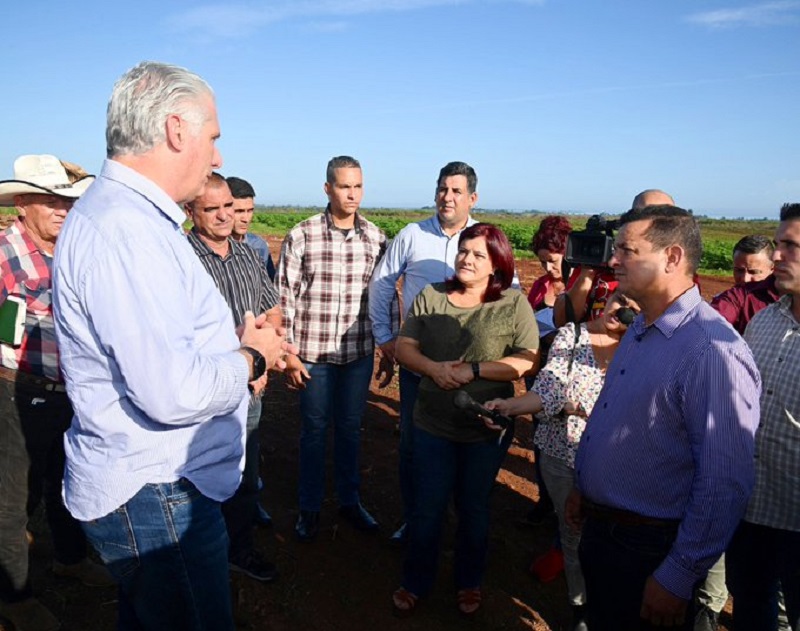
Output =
[
  {"x1": 52, "y1": 62, "x2": 293, "y2": 630},
  {"x1": 0, "y1": 155, "x2": 112, "y2": 631}
]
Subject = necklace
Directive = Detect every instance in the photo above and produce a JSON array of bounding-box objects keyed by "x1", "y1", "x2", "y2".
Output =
[{"x1": 589, "y1": 332, "x2": 618, "y2": 369}]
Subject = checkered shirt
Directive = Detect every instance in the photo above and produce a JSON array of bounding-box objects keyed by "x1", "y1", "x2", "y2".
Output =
[
  {"x1": 0, "y1": 219, "x2": 60, "y2": 380},
  {"x1": 277, "y1": 208, "x2": 386, "y2": 364},
  {"x1": 743, "y1": 294, "x2": 800, "y2": 531}
]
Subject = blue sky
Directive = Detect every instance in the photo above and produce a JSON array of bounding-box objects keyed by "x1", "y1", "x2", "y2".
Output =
[{"x1": 2, "y1": 1, "x2": 798, "y2": 217}]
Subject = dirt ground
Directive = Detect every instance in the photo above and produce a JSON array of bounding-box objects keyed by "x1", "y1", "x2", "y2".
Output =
[{"x1": 5, "y1": 234, "x2": 735, "y2": 631}]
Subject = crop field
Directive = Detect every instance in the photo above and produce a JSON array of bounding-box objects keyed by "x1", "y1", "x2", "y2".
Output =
[
  {"x1": 248, "y1": 206, "x2": 779, "y2": 276},
  {"x1": 1, "y1": 206, "x2": 779, "y2": 275}
]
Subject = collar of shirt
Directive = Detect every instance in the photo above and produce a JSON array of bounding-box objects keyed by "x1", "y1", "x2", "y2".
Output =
[
  {"x1": 431, "y1": 214, "x2": 475, "y2": 237},
  {"x1": 102, "y1": 159, "x2": 187, "y2": 229},
  {"x1": 10, "y1": 218, "x2": 53, "y2": 259},
  {"x1": 187, "y1": 229, "x2": 243, "y2": 261},
  {"x1": 775, "y1": 293, "x2": 799, "y2": 323},
  {"x1": 323, "y1": 204, "x2": 366, "y2": 235},
  {"x1": 631, "y1": 285, "x2": 702, "y2": 340}
]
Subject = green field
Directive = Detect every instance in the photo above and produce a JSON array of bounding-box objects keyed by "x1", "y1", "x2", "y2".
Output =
[
  {"x1": 1, "y1": 206, "x2": 779, "y2": 276},
  {"x1": 245, "y1": 206, "x2": 778, "y2": 276}
]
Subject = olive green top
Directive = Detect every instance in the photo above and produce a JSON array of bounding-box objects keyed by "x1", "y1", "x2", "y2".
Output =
[{"x1": 401, "y1": 282, "x2": 539, "y2": 442}]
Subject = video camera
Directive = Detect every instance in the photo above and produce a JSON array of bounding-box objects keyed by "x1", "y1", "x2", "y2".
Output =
[{"x1": 565, "y1": 214, "x2": 620, "y2": 268}]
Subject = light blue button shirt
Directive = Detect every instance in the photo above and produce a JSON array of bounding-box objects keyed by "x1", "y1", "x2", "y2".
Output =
[
  {"x1": 368, "y1": 214, "x2": 478, "y2": 346},
  {"x1": 53, "y1": 160, "x2": 250, "y2": 521}
]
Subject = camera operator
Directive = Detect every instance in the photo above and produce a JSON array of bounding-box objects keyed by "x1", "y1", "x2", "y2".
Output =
[{"x1": 553, "y1": 190, "x2": 674, "y2": 327}]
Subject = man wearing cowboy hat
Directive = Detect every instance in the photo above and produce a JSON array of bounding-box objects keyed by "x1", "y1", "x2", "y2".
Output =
[{"x1": 0, "y1": 155, "x2": 113, "y2": 631}]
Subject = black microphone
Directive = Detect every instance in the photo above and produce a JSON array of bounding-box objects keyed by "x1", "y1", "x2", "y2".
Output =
[
  {"x1": 616, "y1": 307, "x2": 637, "y2": 326},
  {"x1": 453, "y1": 390, "x2": 512, "y2": 429}
]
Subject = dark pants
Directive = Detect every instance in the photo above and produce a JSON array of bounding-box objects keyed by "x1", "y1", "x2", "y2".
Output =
[
  {"x1": 579, "y1": 515, "x2": 695, "y2": 631},
  {"x1": 0, "y1": 378, "x2": 87, "y2": 602},
  {"x1": 82, "y1": 479, "x2": 232, "y2": 631},
  {"x1": 398, "y1": 368, "x2": 420, "y2": 523},
  {"x1": 297, "y1": 356, "x2": 373, "y2": 512},
  {"x1": 222, "y1": 397, "x2": 261, "y2": 563},
  {"x1": 402, "y1": 423, "x2": 512, "y2": 596},
  {"x1": 727, "y1": 520, "x2": 800, "y2": 631}
]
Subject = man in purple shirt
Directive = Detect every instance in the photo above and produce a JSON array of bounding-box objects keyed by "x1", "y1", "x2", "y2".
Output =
[{"x1": 567, "y1": 204, "x2": 761, "y2": 630}]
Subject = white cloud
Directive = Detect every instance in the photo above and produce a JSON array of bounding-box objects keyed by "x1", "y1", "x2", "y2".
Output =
[
  {"x1": 166, "y1": 0, "x2": 543, "y2": 38},
  {"x1": 685, "y1": 1, "x2": 800, "y2": 29}
]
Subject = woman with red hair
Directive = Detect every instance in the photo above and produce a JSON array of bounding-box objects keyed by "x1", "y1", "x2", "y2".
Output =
[
  {"x1": 391, "y1": 223, "x2": 540, "y2": 618},
  {"x1": 528, "y1": 215, "x2": 574, "y2": 325}
]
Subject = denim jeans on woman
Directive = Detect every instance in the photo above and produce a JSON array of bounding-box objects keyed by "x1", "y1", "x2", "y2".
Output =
[
  {"x1": 81, "y1": 478, "x2": 232, "y2": 631},
  {"x1": 402, "y1": 422, "x2": 513, "y2": 597},
  {"x1": 298, "y1": 355, "x2": 373, "y2": 511}
]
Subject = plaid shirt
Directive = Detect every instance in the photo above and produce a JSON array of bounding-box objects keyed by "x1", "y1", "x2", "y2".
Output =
[
  {"x1": 278, "y1": 207, "x2": 386, "y2": 364},
  {"x1": 743, "y1": 294, "x2": 800, "y2": 531},
  {"x1": 0, "y1": 219, "x2": 60, "y2": 380}
]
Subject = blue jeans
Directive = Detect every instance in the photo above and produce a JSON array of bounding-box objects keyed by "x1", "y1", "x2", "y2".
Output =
[
  {"x1": 222, "y1": 397, "x2": 261, "y2": 562},
  {"x1": 298, "y1": 355, "x2": 373, "y2": 511},
  {"x1": 727, "y1": 520, "x2": 800, "y2": 631},
  {"x1": 402, "y1": 424, "x2": 512, "y2": 597},
  {"x1": 398, "y1": 368, "x2": 420, "y2": 523},
  {"x1": 82, "y1": 479, "x2": 233, "y2": 631},
  {"x1": 579, "y1": 515, "x2": 694, "y2": 631}
]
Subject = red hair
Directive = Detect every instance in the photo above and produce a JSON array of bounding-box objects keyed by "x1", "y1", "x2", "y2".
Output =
[
  {"x1": 446, "y1": 223, "x2": 515, "y2": 302},
  {"x1": 532, "y1": 215, "x2": 572, "y2": 255}
]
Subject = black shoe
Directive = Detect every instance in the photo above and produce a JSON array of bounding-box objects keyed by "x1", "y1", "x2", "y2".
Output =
[
  {"x1": 694, "y1": 605, "x2": 719, "y2": 631},
  {"x1": 571, "y1": 604, "x2": 588, "y2": 631},
  {"x1": 295, "y1": 510, "x2": 320, "y2": 541},
  {"x1": 254, "y1": 503, "x2": 273, "y2": 528},
  {"x1": 229, "y1": 551, "x2": 279, "y2": 582},
  {"x1": 338, "y1": 503, "x2": 379, "y2": 532},
  {"x1": 389, "y1": 522, "x2": 409, "y2": 546}
]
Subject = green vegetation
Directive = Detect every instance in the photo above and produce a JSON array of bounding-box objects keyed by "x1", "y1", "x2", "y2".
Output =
[
  {"x1": 1, "y1": 205, "x2": 778, "y2": 276},
  {"x1": 249, "y1": 207, "x2": 778, "y2": 276}
]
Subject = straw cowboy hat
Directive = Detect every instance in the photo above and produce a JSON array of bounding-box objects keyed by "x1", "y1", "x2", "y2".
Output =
[{"x1": 0, "y1": 154, "x2": 95, "y2": 206}]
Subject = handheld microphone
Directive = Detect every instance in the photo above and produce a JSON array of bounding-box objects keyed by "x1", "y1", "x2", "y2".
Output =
[
  {"x1": 453, "y1": 390, "x2": 512, "y2": 429},
  {"x1": 615, "y1": 307, "x2": 637, "y2": 326}
]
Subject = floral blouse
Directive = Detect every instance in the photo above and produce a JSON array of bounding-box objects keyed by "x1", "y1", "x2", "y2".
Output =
[{"x1": 532, "y1": 322, "x2": 605, "y2": 468}]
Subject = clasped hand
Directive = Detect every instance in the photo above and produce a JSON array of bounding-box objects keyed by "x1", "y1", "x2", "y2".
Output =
[
  {"x1": 430, "y1": 360, "x2": 472, "y2": 390},
  {"x1": 237, "y1": 311, "x2": 299, "y2": 394}
]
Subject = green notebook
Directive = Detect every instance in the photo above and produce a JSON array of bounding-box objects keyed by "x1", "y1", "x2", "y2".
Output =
[{"x1": 0, "y1": 295, "x2": 26, "y2": 346}]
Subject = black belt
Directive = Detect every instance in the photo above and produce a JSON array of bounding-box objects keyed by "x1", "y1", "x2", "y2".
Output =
[
  {"x1": 581, "y1": 497, "x2": 680, "y2": 529},
  {"x1": 0, "y1": 365, "x2": 67, "y2": 393}
]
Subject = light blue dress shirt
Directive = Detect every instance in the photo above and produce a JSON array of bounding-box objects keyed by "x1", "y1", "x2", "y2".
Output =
[
  {"x1": 368, "y1": 214, "x2": 477, "y2": 346},
  {"x1": 575, "y1": 286, "x2": 761, "y2": 600},
  {"x1": 53, "y1": 160, "x2": 250, "y2": 522}
]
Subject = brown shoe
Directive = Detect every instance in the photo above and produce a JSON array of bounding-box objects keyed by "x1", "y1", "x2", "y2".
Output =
[
  {"x1": 52, "y1": 558, "x2": 115, "y2": 587},
  {"x1": 0, "y1": 597, "x2": 60, "y2": 631}
]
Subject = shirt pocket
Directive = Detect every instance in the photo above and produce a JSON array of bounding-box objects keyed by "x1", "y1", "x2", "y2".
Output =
[{"x1": 22, "y1": 277, "x2": 52, "y2": 316}]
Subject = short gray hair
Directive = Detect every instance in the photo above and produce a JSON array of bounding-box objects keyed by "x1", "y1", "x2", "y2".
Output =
[{"x1": 106, "y1": 61, "x2": 214, "y2": 158}]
